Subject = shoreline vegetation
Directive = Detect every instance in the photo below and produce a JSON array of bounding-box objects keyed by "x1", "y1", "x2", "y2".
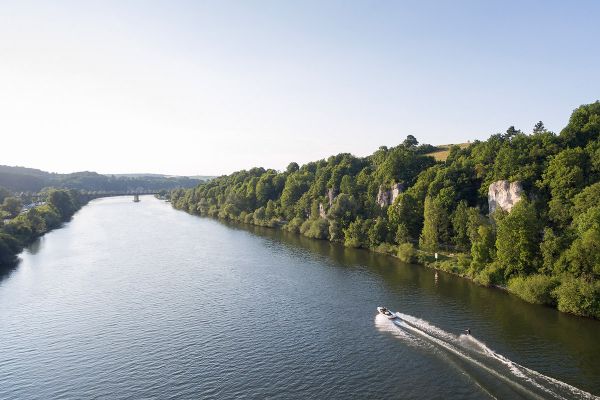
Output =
[
  {"x1": 0, "y1": 189, "x2": 87, "y2": 270},
  {"x1": 171, "y1": 101, "x2": 600, "y2": 319}
]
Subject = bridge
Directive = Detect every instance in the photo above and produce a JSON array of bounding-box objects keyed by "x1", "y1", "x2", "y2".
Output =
[{"x1": 79, "y1": 190, "x2": 159, "y2": 201}]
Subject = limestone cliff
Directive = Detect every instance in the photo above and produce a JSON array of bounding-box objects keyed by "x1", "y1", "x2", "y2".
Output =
[
  {"x1": 376, "y1": 183, "x2": 404, "y2": 207},
  {"x1": 488, "y1": 180, "x2": 523, "y2": 213}
]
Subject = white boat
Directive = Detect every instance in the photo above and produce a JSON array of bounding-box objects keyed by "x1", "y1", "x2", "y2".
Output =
[{"x1": 377, "y1": 306, "x2": 396, "y2": 319}]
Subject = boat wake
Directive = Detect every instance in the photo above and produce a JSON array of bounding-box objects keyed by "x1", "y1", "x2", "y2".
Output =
[{"x1": 374, "y1": 312, "x2": 598, "y2": 400}]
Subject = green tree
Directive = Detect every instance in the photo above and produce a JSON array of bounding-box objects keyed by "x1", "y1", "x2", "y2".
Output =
[
  {"x1": 2, "y1": 197, "x2": 22, "y2": 218},
  {"x1": 368, "y1": 217, "x2": 388, "y2": 247},
  {"x1": 533, "y1": 121, "x2": 545, "y2": 134},
  {"x1": 451, "y1": 200, "x2": 470, "y2": 250},
  {"x1": 419, "y1": 196, "x2": 449, "y2": 252},
  {"x1": 344, "y1": 218, "x2": 370, "y2": 248},
  {"x1": 495, "y1": 200, "x2": 542, "y2": 279},
  {"x1": 403, "y1": 134, "x2": 419, "y2": 148}
]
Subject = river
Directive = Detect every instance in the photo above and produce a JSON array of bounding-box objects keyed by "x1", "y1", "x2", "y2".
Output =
[{"x1": 0, "y1": 196, "x2": 598, "y2": 399}]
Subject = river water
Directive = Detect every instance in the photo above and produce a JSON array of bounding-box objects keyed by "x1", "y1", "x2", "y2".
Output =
[{"x1": 0, "y1": 196, "x2": 598, "y2": 399}]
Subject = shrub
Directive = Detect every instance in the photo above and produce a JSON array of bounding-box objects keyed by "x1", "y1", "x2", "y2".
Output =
[
  {"x1": 474, "y1": 262, "x2": 505, "y2": 286},
  {"x1": 507, "y1": 274, "x2": 559, "y2": 305},
  {"x1": 303, "y1": 219, "x2": 330, "y2": 240},
  {"x1": 373, "y1": 243, "x2": 397, "y2": 255},
  {"x1": 397, "y1": 243, "x2": 416, "y2": 263},
  {"x1": 552, "y1": 276, "x2": 600, "y2": 319},
  {"x1": 284, "y1": 217, "x2": 304, "y2": 233},
  {"x1": 299, "y1": 219, "x2": 312, "y2": 235}
]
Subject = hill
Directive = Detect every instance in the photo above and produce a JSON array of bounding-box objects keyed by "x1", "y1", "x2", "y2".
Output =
[{"x1": 0, "y1": 166, "x2": 204, "y2": 193}]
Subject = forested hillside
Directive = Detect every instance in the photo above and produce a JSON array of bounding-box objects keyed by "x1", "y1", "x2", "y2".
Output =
[
  {"x1": 0, "y1": 166, "x2": 201, "y2": 193},
  {"x1": 172, "y1": 101, "x2": 600, "y2": 318}
]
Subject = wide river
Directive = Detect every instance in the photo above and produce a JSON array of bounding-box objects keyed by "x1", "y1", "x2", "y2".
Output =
[{"x1": 0, "y1": 196, "x2": 598, "y2": 399}]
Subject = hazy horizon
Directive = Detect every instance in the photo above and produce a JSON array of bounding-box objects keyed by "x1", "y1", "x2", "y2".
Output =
[{"x1": 2, "y1": 1, "x2": 599, "y2": 176}]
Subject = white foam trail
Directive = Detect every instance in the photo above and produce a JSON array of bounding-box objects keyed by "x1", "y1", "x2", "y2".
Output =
[
  {"x1": 373, "y1": 314, "x2": 421, "y2": 347},
  {"x1": 375, "y1": 311, "x2": 599, "y2": 400}
]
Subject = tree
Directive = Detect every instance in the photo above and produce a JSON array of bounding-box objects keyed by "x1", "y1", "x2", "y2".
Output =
[
  {"x1": 505, "y1": 125, "x2": 521, "y2": 139},
  {"x1": 2, "y1": 197, "x2": 22, "y2": 218},
  {"x1": 403, "y1": 134, "x2": 419, "y2": 148},
  {"x1": 533, "y1": 121, "x2": 545, "y2": 134},
  {"x1": 451, "y1": 201, "x2": 470, "y2": 250},
  {"x1": 328, "y1": 194, "x2": 357, "y2": 227},
  {"x1": 419, "y1": 196, "x2": 449, "y2": 252},
  {"x1": 395, "y1": 223, "x2": 409, "y2": 244},
  {"x1": 286, "y1": 162, "x2": 299, "y2": 174},
  {"x1": 543, "y1": 148, "x2": 588, "y2": 226},
  {"x1": 344, "y1": 218, "x2": 370, "y2": 248},
  {"x1": 495, "y1": 200, "x2": 541, "y2": 279},
  {"x1": 471, "y1": 224, "x2": 495, "y2": 268},
  {"x1": 368, "y1": 217, "x2": 388, "y2": 247},
  {"x1": 47, "y1": 190, "x2": 76, "y2": 218}
]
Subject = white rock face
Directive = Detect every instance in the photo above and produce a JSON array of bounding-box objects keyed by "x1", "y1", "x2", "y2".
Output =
[
  {"x1": 376, "y1": 183, "x2": 404, "y2": 207},
  {"x1": 319, "y1": 203, "x2": 327, "y2": 219},
  {"x1": 390, "y1": 183, "x2": 404, "y2": 204},
  {"x1": 488, "y1": 180, "x2": 523, "y2": 214},
  {"x1": 327, "y1": 188, "x2": 336, "y2": 206}
]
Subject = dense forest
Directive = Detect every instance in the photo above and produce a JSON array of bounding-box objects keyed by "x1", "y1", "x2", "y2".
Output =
[
  {"x1": 172, "y1": 101, "x2": 600, "y2": 319},
  {"x1": 0, "y1": 189, "x2": 85, "y2": 268},
  {"x1": 0, "y1": 166, "x2": 202, "y2": 193}
]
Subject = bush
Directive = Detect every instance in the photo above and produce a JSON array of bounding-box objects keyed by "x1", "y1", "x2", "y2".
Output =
[
  {"x1": 284, "y1": 217, "x2": 304, "y2": 233},
  {"x1": 397, "y1": 243, "x2": 416, "y2": 263},
  {"x1": 302, "y1": 219, "x2": 330, "y2": 240},
  {"x1": 244, "y1": 212, "x2": 254, "y2": 224},
  {"x1": 552, "y1": 276, "x2": 600, "y2": 319},
  {"x1": 373, "y1": 243, "x2": 397, "y2": 255},
  {"x1": 299, "y1": 219, "x2": 312, "y2": 235},
  {"x1": 416, "y1": 251, "x2": 435, "y2": 265},
  {"x1": 507, "y1": 274, "x2": 559, "y2": 305},
  {"x1": 474, "y1": 262, "x2": 505, "y2": 286},
  {"x1": 328, "y1": 220, "x2": 343, "y2": 242}
]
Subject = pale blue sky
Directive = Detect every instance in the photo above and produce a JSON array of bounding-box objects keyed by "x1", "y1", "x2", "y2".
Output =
[{"x1": 1, "y1": 1, "x2": 599, "y2": 175}]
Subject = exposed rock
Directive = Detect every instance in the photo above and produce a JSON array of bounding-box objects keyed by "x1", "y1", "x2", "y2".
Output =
[
  {"x1": 319, "y1": 203, "x2": 327, "y2": 219},
  {"x1": 390, "y1": 183, "x2": 404, "y2": 204},
  {"x1": 376, "y1": 186, "x2": 389, "y2": 207},
  {"x1": 327, "y1": 188, "x2": 336, "y2": 206},
  {"x1": 376, "y1": 183, "x2": 405, "y2": 207},
  {"x1": 488, "y1": 180, "x2": 523, "y2": 214}
]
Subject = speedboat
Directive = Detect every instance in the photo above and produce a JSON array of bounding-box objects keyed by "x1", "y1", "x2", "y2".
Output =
[{"x1": 377, "y1": 306, "x2": 396, "y2": 319}]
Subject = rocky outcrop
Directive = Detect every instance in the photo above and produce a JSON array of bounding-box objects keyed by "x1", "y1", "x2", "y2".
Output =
[
  {"x1": 319, "y1": 203, "x2": 327, "y2": 219},
  {"x1": 488, "y1": 180, "x2": 523, "y2": 214},
  {"x1": 376, "y1": 183, "x2": 404, "y2": 207},
  {"x1": 327, "y1": 188, "x2": 336, "y2": 206}
]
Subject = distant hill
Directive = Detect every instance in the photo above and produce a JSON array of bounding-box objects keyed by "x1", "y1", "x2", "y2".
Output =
[{"x1": 0, "y1": 165, "x2": 205, "y2": 193}]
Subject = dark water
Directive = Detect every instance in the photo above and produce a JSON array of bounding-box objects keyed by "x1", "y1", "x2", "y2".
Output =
[{"x1": 0, "y1": 196, "x2": 598, "y2": 399}]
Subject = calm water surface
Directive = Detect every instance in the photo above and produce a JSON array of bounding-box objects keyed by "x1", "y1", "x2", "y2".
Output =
[{"x1": 0, "y1": 196, "x2": 598, "y2": 399}]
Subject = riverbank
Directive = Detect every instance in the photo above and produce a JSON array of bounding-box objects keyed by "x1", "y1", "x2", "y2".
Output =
[
  {"x1": 173, "y1": 205, "x2": 599, "y2": 320},
  {"x1": 0, "y1": 189, "x2": 87, "y2": 269}
]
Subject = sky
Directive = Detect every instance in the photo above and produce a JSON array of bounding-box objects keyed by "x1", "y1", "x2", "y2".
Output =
[{"x1": 1, "y1": 1, "x2": 599, "y2": 176}]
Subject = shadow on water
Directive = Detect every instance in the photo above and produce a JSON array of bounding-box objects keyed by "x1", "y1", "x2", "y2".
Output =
[
  {"x1": 0, "y1": 236, "x2": 45, "y2": 284},
  {"x1": 0, "y1": 259, "x2": 19, "y2": 283}
]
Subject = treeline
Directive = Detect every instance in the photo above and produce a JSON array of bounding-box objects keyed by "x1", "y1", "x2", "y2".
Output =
[
  {"x1": 0, "y1": 189, "x2": 85, "y2": 267},
  {"x1": 0, "y1": 166, "x2": 201, "y2": 193},
  {"x1": 171, "y1": 101, "x2": 600, "y2": 319}
]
